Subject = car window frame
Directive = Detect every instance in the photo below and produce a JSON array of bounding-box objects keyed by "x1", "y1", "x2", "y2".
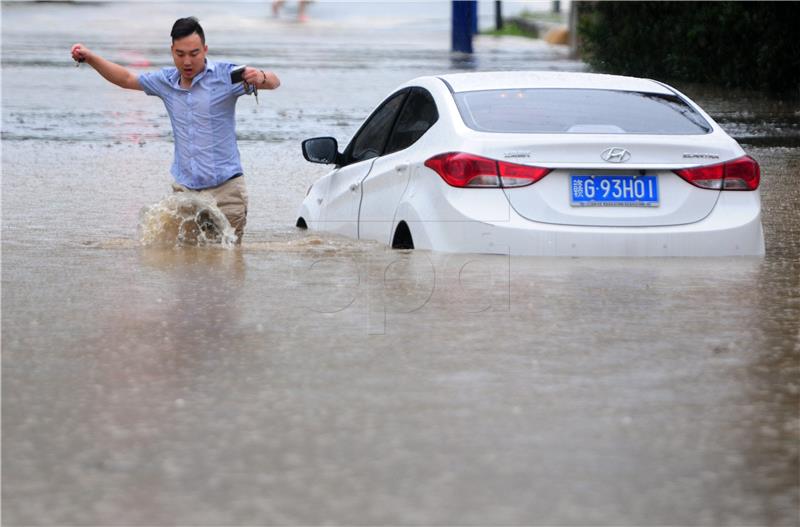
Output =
[
  {"x1": 342, "y1": 88, "x2": 411, "y2": 166},
  {"x1": 383, "y1": 87, "x2": 440, "y2": 156}
]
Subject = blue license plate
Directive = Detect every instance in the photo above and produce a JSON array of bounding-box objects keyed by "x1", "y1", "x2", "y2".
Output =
[{"x1": 570, "y1": 175, "x2": 659, "y2": 207}]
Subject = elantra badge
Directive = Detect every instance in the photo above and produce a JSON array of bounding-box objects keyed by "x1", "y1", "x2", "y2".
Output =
[
  {"x1": 683, "y1": 153, "x2": 720, "y2": 160},
  {"x1": 601, "y1": 147, "x2": 631, "y2": 163}
]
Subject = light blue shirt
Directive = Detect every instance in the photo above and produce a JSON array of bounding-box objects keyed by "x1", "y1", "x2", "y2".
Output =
[{"x1": 139, "y1": 61, "x2": 251, "y2": 189}]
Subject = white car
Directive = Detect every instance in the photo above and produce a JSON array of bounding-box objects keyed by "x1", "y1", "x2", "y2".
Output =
[{"x1": 297, "y1": 71, "x2": 764, "y2": 256}]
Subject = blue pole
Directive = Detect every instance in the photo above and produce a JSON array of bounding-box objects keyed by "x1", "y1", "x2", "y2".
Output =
[
  {"x1": 470, "y1": 0, "x2": 478, "y2": 35},
  {"x1": 452, "y1": 1, "x2": 474, "y2": 54}
]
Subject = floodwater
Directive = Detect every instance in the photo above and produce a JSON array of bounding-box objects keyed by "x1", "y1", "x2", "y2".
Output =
[{"x1": 2, "y1": 2, "x2": 799, "y2": 525}]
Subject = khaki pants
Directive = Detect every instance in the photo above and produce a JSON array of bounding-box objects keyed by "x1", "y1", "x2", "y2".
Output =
[{"x1": 172, "y1": 176, "x2": 248, "y2": 243}]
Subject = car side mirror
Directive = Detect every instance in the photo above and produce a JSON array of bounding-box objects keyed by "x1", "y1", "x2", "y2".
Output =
[{"x1": 302, "y1": 137, "x2": 341, "y2": 165}]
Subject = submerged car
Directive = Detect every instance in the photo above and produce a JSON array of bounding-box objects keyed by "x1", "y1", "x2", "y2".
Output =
[{"x1": 297, "y1": 71, "x2": 764, "y2": 256}]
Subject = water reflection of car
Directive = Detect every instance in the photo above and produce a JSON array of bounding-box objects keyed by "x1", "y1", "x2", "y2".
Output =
[{"x1": 297, "y1": 71, "x2": 764, "y2": 256}]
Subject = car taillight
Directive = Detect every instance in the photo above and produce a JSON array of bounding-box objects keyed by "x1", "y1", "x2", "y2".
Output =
[
  {"x1": 674, "y1": 156, "x2": 760, "y2": 191},
  {"x1": 424, "y1": 152, "x2": 551, "y2": 188}
]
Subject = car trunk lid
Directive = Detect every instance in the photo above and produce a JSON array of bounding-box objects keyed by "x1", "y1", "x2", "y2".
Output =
[{"x1": 477, "y1": 136, "x2": 737, "y2": 227}]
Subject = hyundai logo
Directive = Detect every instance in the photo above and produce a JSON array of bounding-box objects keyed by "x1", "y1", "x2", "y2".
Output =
[{"x1": 601, "y1": 147, "x2": 631, "y2": 163}]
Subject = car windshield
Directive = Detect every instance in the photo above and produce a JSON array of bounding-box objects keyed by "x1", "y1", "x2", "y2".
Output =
[{"x1": 453, "y1": 88, "x2": 713, "y2": 134}]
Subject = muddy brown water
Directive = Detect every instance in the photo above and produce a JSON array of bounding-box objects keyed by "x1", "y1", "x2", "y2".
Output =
[{"x1": 3, "y1": 2, "x2": 798, "y2": 525}]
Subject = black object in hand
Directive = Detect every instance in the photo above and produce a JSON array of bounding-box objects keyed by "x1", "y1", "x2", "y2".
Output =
[{"x1": 230, "y1": 65, "x2": 246, "y2": 84}]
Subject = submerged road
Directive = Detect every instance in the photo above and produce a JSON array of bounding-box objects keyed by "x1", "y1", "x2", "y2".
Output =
[{"x1": 2, "y1": 2, "x2": 799, "y2": 525}]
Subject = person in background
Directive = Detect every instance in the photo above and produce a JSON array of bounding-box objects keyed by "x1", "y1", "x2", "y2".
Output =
[
  {"x1": 272, "y1": 0, "x2": 311, "y2": 22},
  {"x1": 70, "y1": 16, "x2": 280, "y2": 243}
]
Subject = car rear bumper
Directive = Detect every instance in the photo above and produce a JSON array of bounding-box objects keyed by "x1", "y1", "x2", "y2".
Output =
[{"x1": 408, "y1": 191, "x2": 765, "y2": 257}]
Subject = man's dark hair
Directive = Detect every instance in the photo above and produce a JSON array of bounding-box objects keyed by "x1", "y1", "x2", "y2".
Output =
[{"x1": 171, "y1": 17, "x2": 205, "y2": 44}]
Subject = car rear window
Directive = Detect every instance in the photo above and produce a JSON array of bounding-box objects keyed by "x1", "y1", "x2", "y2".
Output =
[{"x1": 453, "y1": 88, "x2": 712, "y2": 135}]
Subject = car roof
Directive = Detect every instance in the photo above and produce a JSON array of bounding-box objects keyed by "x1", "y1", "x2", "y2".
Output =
[{"x1": 435, "y1": 71, "x2": 675, "y2": 95}]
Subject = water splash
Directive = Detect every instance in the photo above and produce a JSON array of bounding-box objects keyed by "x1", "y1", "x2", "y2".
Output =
[{"x1": 138, "y1": 194, "x2": 237, "y2": 248}]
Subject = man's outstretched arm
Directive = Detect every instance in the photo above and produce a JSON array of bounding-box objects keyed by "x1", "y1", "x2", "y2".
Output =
[
  {"x1": 71, "y1": 44, "x2": 142, "y2": 91},
  {"x1": 242, "y1": 67, "x2": 280, "y2": 90}
]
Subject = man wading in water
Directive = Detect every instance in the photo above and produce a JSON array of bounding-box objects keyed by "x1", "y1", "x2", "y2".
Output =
[{"x1": 71, "y1": 17, "x2": 280, "y2": 243}]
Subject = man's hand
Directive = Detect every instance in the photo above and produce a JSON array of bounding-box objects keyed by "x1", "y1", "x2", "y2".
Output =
[
  {"x1": 243, "y1": 67, "x2": 280, "y2": 90},
  {"x1": 71, "y1": 43, "x2": 92, "y2": 64},
  {"x1": 69, "y1": 43, "x2": 141, "y2": 91}
]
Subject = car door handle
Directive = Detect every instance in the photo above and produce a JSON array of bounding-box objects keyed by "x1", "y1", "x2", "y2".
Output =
[
  {"x1": 395, "y1": 163, "x2": 410, "y2": 172},
  {"x1": 349, "y1": 183, "x2": 359, "y2": 192}
]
